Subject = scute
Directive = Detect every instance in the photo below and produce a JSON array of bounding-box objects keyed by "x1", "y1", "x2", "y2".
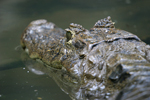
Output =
[{"x1": 94, "y1": 16, "x2": 115, "y2": 28}]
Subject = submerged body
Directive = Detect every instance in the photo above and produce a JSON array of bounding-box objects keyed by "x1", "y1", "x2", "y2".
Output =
[{"x1": 21, "y1": 17, "x2": 150, "y2": 100}]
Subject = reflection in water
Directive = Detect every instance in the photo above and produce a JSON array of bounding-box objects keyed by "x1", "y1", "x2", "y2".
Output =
[{"x1": 0, "y1": 0, "x2": 150, "y2": 100}]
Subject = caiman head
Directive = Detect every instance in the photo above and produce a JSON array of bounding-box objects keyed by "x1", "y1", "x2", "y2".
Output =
[{"x1": 21, "y1": 16, "x2": 150, "y2": 100}]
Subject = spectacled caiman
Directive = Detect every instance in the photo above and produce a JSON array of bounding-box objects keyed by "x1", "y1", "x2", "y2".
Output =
[{"x1": 20, "y1": 16, "x2": 150, "y2": 100}]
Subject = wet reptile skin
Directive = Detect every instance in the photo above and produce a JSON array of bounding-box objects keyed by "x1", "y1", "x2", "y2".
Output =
[{"x1": 21, "y1": 16, "x2": 150, "y2": 100}]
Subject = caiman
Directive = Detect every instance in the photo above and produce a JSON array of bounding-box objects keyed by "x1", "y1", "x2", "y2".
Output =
[{"x1": 20, "y1": 16, "x2": 150, "y2": 100}]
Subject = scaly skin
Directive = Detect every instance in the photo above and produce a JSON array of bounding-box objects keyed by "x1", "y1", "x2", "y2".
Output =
[{"x1": 21, "y1": 17, "x2": 150, "y2": 100}]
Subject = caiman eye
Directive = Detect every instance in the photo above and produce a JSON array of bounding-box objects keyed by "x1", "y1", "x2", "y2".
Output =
[{"x1": 66, "y1": 31, "x2": 72, "y2": 42}]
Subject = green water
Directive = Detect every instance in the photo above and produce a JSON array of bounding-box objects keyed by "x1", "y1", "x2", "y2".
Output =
[{"x1": 0, "y1": 0, "x2": 150, "y2": 100}]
